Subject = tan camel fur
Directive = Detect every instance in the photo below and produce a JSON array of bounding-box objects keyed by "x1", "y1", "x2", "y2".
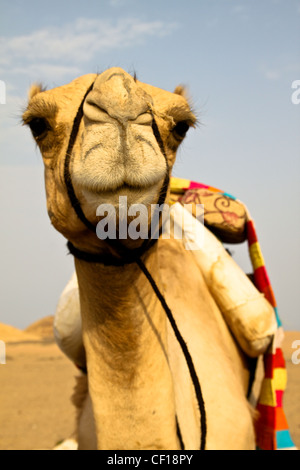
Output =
[{"x1": 23, "y1": 68, "x2": 276, "y2": 450}]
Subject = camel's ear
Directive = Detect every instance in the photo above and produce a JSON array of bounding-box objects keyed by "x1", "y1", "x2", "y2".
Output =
[
  {"x1": 174, "y1": 85, "x2": 194, "y2": 110},
  {"x1": 28, "y1": 83, "x2": 45, "y2": 101},
  {"x1": 173, "y1": 85, "x2": 188, "y2": 99},
  {"x1": 173, "y1": 85, "x2": 196, "y2": 122}
]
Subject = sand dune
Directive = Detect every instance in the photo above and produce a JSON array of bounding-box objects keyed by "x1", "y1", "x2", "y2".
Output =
[
  {"x1": 0, "y1": 316, "x2": 54, "y2": 343},
  {"x1": 0, "y1": 322, "x2": 41, "y2": 343},
  {"x1": 24, "y1": 315, "x2": 55, "y2": 339}
]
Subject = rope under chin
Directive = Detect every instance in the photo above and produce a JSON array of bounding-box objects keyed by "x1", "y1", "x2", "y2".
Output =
[{"x1": 64, "y1": 80, "x2": 207, "y2": 450}]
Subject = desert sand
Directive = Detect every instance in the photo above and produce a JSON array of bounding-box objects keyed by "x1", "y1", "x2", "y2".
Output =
[{"x1": 0, "y1": 317, "x2": 299, "y2": 450}]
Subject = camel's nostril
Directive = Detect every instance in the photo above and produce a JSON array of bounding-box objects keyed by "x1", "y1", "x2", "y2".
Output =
[
  {"x1": 83, "y1": 99, "x2": 110, "y2": 124},
  {"x1": 133, "y1": 113, "x2": 153, "y2": 126}
]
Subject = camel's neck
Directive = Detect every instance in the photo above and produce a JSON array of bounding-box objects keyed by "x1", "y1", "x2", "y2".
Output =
[{"x1": 74, "y1": 245, "x2": 180, "y2": 450}]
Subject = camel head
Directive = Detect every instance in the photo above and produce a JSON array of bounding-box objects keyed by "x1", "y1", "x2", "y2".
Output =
[{"x1": 23, "y1": 67, "x2": 196, "y2": 253}]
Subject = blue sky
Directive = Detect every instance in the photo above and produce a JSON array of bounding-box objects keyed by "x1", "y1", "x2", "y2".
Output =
[{"x1": 0, "y1": 0, "x2": 299, "y2": 329}]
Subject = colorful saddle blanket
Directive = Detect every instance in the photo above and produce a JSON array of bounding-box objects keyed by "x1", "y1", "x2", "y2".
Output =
[{"x1": 170, "y1": 177, "x2": 296, "y2": 451}]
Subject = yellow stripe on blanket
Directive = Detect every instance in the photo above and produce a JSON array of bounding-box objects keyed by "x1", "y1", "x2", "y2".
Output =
[
  {"x1": 273, "y1": 368, "x2": 287, "y2": 391},
  {"x1": 170, "y1": 177, "x2": 190, "y2": 193},
  {"x1": 259, "y1": 378, "x2": 277, "y2": 406},
  {"x1": 257, "y1": 369, "x2": 287, "y2": 407},
  {"x1": 249, "y1": 242, "x2": 265, "y2": 270}
]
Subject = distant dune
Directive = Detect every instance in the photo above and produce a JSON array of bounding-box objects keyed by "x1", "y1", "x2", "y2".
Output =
[
  {"x1": 0, "y1": 316, "x2": 54, "y2": 342},
  {"x1": 0, "y1": 323, "x2": 39, "y2": 342},
  {"x1": 1, "y1": 315, "x2": 298, "y2": 355},
  {"x1": 24, "y1": 315, "x2": 54, "y2": 340}
]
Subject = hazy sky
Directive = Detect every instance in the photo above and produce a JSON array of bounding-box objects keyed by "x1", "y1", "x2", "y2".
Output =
[{"x1": 0, "y1": 0, "x2": 299, "y2": 329}]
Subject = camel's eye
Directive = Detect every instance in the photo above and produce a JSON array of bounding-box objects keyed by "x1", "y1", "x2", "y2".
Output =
[
  {"x1": 29, "y1": 117, "x2": 50, "y2": 139},
  {"x1": 172, "y1": 121, "x2": 190, "y2": 141}
]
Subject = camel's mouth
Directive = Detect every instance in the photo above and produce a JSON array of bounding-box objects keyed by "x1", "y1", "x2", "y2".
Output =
[
  {"x1": 81, "y1": 181, "x2": 152, "y2": 195},
  {"x1": 77, "y1": 177, "x2": 167, "y2": 224},
  {"x1": 79, "y1": 178, "x2": 162, "y2": 198}
]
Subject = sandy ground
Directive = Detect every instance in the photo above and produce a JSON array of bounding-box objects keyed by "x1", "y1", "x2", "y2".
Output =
[{"x1": 0, "y1": 319, "x2": 299, "y2": 450}]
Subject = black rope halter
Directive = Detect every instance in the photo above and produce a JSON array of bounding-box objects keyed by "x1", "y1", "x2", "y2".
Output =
[{"x1": 64, "y1": 78, "x2": 207, "y2": 451}]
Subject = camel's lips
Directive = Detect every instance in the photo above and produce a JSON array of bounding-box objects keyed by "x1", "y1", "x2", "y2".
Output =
[
  {"x1": 80, "y1": 181, "x2": 155, "y2": 196},
  {"x1": 78, "y1": 179, "x2": 165, "y2": 214}
]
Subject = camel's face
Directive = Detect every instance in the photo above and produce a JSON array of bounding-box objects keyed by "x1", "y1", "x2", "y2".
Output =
[{"x1": 23, "y1": 68, "x2": 195, "y2": 248}]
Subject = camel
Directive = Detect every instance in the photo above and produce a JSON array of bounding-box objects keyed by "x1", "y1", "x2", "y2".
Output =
[{"x1": 23, "y1": 68, "x2": 277, "y2": 450}]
